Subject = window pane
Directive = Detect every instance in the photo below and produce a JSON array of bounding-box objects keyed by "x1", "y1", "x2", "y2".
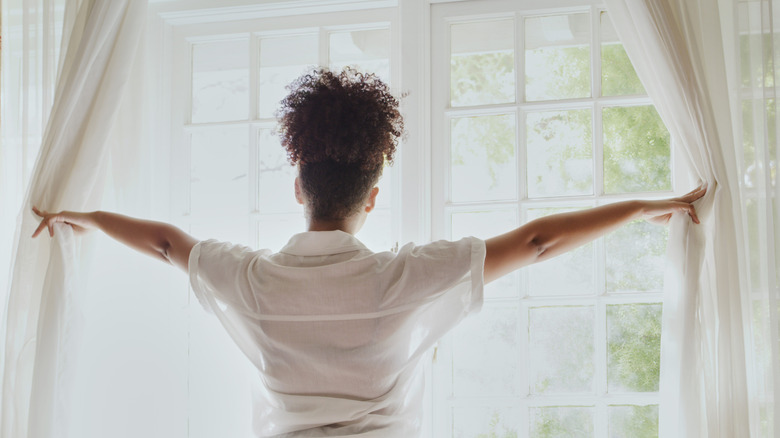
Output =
[
  {"x1": 191, "y1": 220, "x2": 250, "y2": 249},
  {"x1": 190, "y1": 127, "x2": 249, "y2": 219},
  {"x1": 526, "y1": 207, "x2": 594, "y2": 297},
  {"x1": 607, "y1": 304, "x2": 662, "y2": 392},
  {"x1": 452, "y1": 305, "x2": 521, "y2": 397},
  {"x1": 451, "y1": 209, "x2": 519, "y2": 299},
  {"x1": 453, "y1": 407, "x2": 520, "y2": 438},
  {"x1": 329, "y1": 29, "x2": 391, "y2": 83},
  {"x1": 356, "y1": 208, "x2": 393, "y2": 252},
  {"x1": 529, "y1": 306, "x2": 594, "y2": 394},
  {"x1": 608, "y1": 405, "x2": 659, "y2": 438},
  {"x1": 526, "y1": 109, "x2": 593, "y2": 197},
  {"x1": 450, "y1": 19, "x2": 515, "y2": 107},
  {"x1": 525, "y1": 14, "x2": 591, "y2": 101},
  {"x1": 258, "y1": 214, "x2": 306, "y2": 253},
  {"x1": 603, "y1": 105, "x2": 671, "y2": 193},
  {"x1": 258, "y1": 129, "x2": 300, "y2": 214},
  {"x1": 451, "y1": 114, "x2": 517, "y2": 202},
  {"x1": 600, "y1": 12, "x2": 645, "y2": 96},
  {"x1": 606, "y1": 220, "x2": 668, "y2": 293},
  {"x1": 192, "y1": 39, "x2": 249, "y2": 123},
  {"x1": 530, "y1": 406, "x2": 594, "y2": 438},
  {"x1": 258, "y1": 34, "x2": 318, "y2": 118}
]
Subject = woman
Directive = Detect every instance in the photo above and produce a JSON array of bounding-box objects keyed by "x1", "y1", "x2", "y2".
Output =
[{"x1": 32, "y1": 68, "x2": 705, "y2": 437}]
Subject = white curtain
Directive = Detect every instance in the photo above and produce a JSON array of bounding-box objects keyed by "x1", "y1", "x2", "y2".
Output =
[
  {"x1": 0, "y1": 1, "x2": 146, "y2": 437},
  {"x1": 605, "y1": 0, "x2": 779, "y2": 436},
  {"x1": 731, "y1": 1, "x2": 780, "y2": 436}
]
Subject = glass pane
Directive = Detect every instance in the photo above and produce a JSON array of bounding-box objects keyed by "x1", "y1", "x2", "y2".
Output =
[
  {"x1": 603, "y1": 105, "x2": 671, "y2": 193},
  {"x1": 530, "y1": 406, "x2": 594, "y2": 438},
  {"x1": 191, "y1": 220, "x2": 250, "y2": 249},
  {"x1": 526, "y1": 207, "x2": 594, "y2": 297},
  {"x1": 374, "y1": 166, "x2": 393, "y2": 209},
  {"x1": 451, "y1": 114, "x2": 517, "y2": 202},
  {"x1": 452, "y1": 305, "x2": 521, "y2": 397},
  {"x1": 190, "y1": 128, "x2": 249, "y2": 219},
  {"x1": 453, "y1": 407, "x2": 520, "y2": 438},
  {"x1": 606, "y1": 219, "x2": 668, "y2": 293},
  {"x1": 192, "y1": 39, "x2": 249, "y2": 123},
  {"x1": 450, "y1": 19, "x2": 515, "y2": 107},
  {"x1": 258, "y1": 34, "x2": 318, "y2": 118},
  {"x1": 258, "y1": 129, "x2": 300, "y2": 214},
  {"x1": 529, "y1": 306, "x2": 594, "y2": 394},
  {"x1": 329, "y1": 29, "x2": 391, "y2": 83},
  {"x1": 526, "y1": 109, "x2": 593, "y2": 197},
  {"x1": 608, "y1": 405, "x2": 659, "y2": 438},
  {"x1": 607, "y1": 304, "x2": 662, "y2": 392},
  {"x1": 525, "y1": 14, "x2": 591, "y2": 101},
  {"x1": 600, "y1": 12, "x2": 645, "y2": 96},
  {"x1": 258, "y1": 214, "x2": 306, "y2": 253},
  {"x1": 451, "y1": 209, "x2": 519, "y2": 299},
  {"x1": 356, "y1": 208, "x2": 393, "y2": 252}
]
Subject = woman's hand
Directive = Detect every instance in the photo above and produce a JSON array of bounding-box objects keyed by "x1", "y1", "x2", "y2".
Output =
[
  {"x1": 641, "y1": 184, "x2": 708, "y2": 226},
  {"x1": 32, "y1": 207, "x2": 97, "y2": 238}
]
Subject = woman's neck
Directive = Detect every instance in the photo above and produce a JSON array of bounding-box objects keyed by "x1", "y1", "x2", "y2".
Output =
[{"x1": 306, "y1": 215, "x2": 365, "y2": 235}]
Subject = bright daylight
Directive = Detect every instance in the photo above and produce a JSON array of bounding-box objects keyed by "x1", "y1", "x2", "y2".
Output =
[{"x1": 0, "y1": 0, "x2": 777, "y2": 438}]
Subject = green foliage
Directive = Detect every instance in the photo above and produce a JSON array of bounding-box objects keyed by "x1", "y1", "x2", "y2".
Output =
[
  {"x1": 607, "y1": 304, "x2": 662, "y2": 392},
  {"x1": 451, "y1": 52, "x2": 515, "y2": 106},
  {"x1": 451, "y1": 114, "x2": 516, "y2": 188},
  {"x1": 527, "y1": 110, "x2": 593, "y2": 196},
  {"x1": 606, "y1": 220, "x2": 668, "y2": 292},
  {"x1": 475, "y1": 412, "x2": 518, "y2": 438},
  {"x1": 531, "y1": 407, "x2": 593, "y2": 438},
  {"x1": 609, "y1": 405, "x2": 659, "y2": 438},
  {"x1": 526, "y1": 46, "x2": 590, "y2": 101},
  {"x1": 602, "y1": 43, "x2": 645, "y2": 96},
  {"x1": 603, "y1": 105, "x2": 671, "y2": 193}
]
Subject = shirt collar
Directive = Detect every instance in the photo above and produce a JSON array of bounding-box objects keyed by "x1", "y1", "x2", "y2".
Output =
[{"x1": 279, "y1": 230, "x2": 369, "y2": 256}]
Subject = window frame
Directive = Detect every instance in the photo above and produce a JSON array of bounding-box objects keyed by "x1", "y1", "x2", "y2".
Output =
[{"x1": 430, "y1": 1, "x2": 688, "y2": 436}]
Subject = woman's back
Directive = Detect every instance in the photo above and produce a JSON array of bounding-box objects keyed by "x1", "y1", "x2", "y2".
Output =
[{"x1": 189, "y1": 230, "x2": 486, "y2": 437}]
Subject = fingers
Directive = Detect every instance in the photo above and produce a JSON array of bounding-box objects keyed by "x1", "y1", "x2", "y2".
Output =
[
  {"x1": 32, "y1": 219, "x2": 48, "y2": 238},
  {"x1": 31, "y1": 207, "x2": 58, "y2": 238},
  {"x1": 677, "y1": 201, "x2": 700, "y2": 224},
  {"x1": 679, "y1": 183, "x2": 708, "y2": 202}
]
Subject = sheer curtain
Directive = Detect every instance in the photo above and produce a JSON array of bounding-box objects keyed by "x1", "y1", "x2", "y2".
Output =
[
  {"x1": 0, "y1": 1, "x2": 146, "y2": 437},
  {"x1": 605, "y1": 0, "x2": 778, "y2": 436},
  {"x1": 731, "y1": 1, "x2": 780, "y2": 435}
]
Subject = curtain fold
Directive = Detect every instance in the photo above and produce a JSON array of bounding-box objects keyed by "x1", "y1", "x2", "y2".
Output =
[
  {"x1": 603, "y1": 0, "x2": 753, "y2": 436},
  {"x1": 0, "y1": 1, "x2": 146, "y2": 437}
]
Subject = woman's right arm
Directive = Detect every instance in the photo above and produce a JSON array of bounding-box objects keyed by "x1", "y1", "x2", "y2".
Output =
[{"x1": 32, "y1": 207, "x2": 197, "y2": 272}]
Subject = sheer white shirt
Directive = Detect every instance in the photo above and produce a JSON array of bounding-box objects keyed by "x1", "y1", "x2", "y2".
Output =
[{"x1": 188, "y1": 231, "x2": 485, "y2": 437}]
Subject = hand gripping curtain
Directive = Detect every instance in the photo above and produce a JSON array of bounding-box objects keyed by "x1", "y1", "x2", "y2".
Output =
[
  {"x1": 602, "y1": 0, "x2": 753, "y2": 436},
  {"x1": 0, "y1": 1, "x2": 145, "y2": 437}
]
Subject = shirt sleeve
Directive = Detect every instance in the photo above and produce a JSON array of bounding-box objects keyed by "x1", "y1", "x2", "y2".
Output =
[
  {"x1": 188, "y1": 239, "x2": 266, "y2": 315},
  {"x1": 388, "y1": 236, "x2": 486, "y2": 317}
]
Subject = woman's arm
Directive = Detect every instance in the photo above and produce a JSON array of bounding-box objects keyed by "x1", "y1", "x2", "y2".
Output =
[
  {"x1": 483, "y1": 185, "x2": 707, "y2": 284},
  {"x1": 32, "y1": 207, "x2": 197, "y2": 272}
]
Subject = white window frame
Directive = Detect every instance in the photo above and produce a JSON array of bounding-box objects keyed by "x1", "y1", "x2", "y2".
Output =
[
  {"x1": 146, "y1": 1, "x2": 436, "y2": 435},
  {"x1": 430, "y1": 0, "x2": 687, "y2": 436}
]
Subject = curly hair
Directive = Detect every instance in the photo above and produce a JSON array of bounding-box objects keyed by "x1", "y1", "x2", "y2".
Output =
[{"x1": 276, "y1": 67, "x2": 404, "y2": 221}]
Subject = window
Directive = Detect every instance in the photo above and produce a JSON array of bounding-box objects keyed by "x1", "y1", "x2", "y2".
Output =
[
  {"x1": 167, "y1": 8, "x2": 398, "y2": 436},
  {"x1": 430, "y1": 1, "x2": 684, "y2": 436}
]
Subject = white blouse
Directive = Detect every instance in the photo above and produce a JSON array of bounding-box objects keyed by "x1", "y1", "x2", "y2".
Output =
[{"x1": 188, "y1": 230, "x2": 486, "y2": 437}]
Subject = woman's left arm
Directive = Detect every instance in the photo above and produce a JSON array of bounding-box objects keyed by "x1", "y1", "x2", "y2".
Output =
[
  {"x1": 32, "y1": 207, "x2": 197, "y2": 272},
  {"x1": 483, "y1": 185, "x2": 707, "y2": 283}
]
